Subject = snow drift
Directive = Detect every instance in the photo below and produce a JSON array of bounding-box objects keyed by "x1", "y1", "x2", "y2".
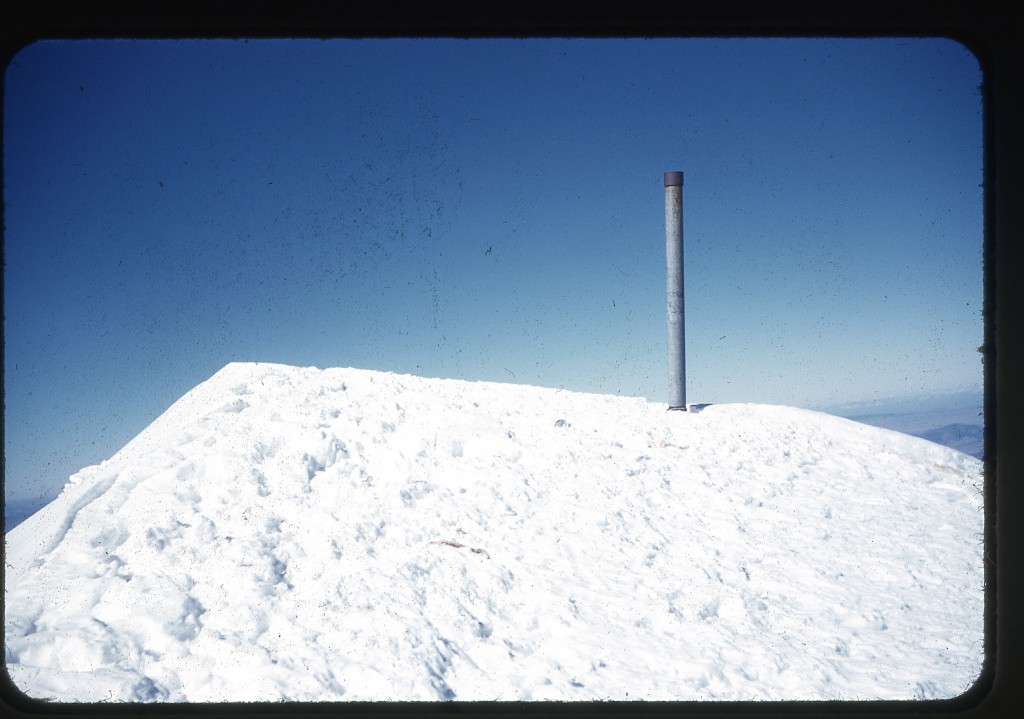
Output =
[{"x1": 3, "y1": 363, "x2": 985, "y2": 702}]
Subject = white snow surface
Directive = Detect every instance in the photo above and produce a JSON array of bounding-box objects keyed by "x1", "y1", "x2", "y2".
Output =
[{"x1": 4, "y1": 362, "x2": 985, "y2": 702}]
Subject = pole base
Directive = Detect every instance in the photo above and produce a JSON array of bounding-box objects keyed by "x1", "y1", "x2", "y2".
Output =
[{"x1": 667, "y1": 405, "x2": 688, "y2": 411}]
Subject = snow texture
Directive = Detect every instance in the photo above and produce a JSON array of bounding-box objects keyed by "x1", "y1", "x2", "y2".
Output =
[{"x1": 4, "y1": 363, "x2": 985, "y2": 702}]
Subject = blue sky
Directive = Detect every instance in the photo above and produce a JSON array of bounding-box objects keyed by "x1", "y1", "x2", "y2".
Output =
[{"x1": 3, "y1": 38, "x2": 983, "y2": 506}]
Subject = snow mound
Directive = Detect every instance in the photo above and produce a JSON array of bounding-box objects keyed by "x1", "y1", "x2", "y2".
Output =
[{"x1": 3, "y1": 362, "x2": 985, "y2": 702}]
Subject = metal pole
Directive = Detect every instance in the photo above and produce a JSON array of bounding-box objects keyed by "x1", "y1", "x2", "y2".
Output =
[{"x1": 665, "y1": 171, "x2": 686, "y2": 410}]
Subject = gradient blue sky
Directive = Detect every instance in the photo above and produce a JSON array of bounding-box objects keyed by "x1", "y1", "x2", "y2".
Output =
[{"x1": 3, "y1": 38, "x2": 983, "y2": 506}]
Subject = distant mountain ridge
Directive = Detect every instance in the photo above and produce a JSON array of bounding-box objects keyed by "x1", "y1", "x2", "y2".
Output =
[
  {"x1": 918, "y1": 424, "x2": 984, "y2": 460},
  {"x1": 3, "y1": 498, "x2": 47, "y2": 531},
  {"x1": 842, "y1": 408, "x2": 984, "y2": 461}
]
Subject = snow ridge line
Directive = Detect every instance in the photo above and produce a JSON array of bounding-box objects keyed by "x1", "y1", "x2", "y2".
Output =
[{"x1": 23, "y1": 471, "x2": 119, "y2": 569}]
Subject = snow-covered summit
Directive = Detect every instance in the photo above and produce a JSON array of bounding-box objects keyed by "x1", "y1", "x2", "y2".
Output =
[{"x1": 4, "y1": 362, "x2": 984, "y2": 702}]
